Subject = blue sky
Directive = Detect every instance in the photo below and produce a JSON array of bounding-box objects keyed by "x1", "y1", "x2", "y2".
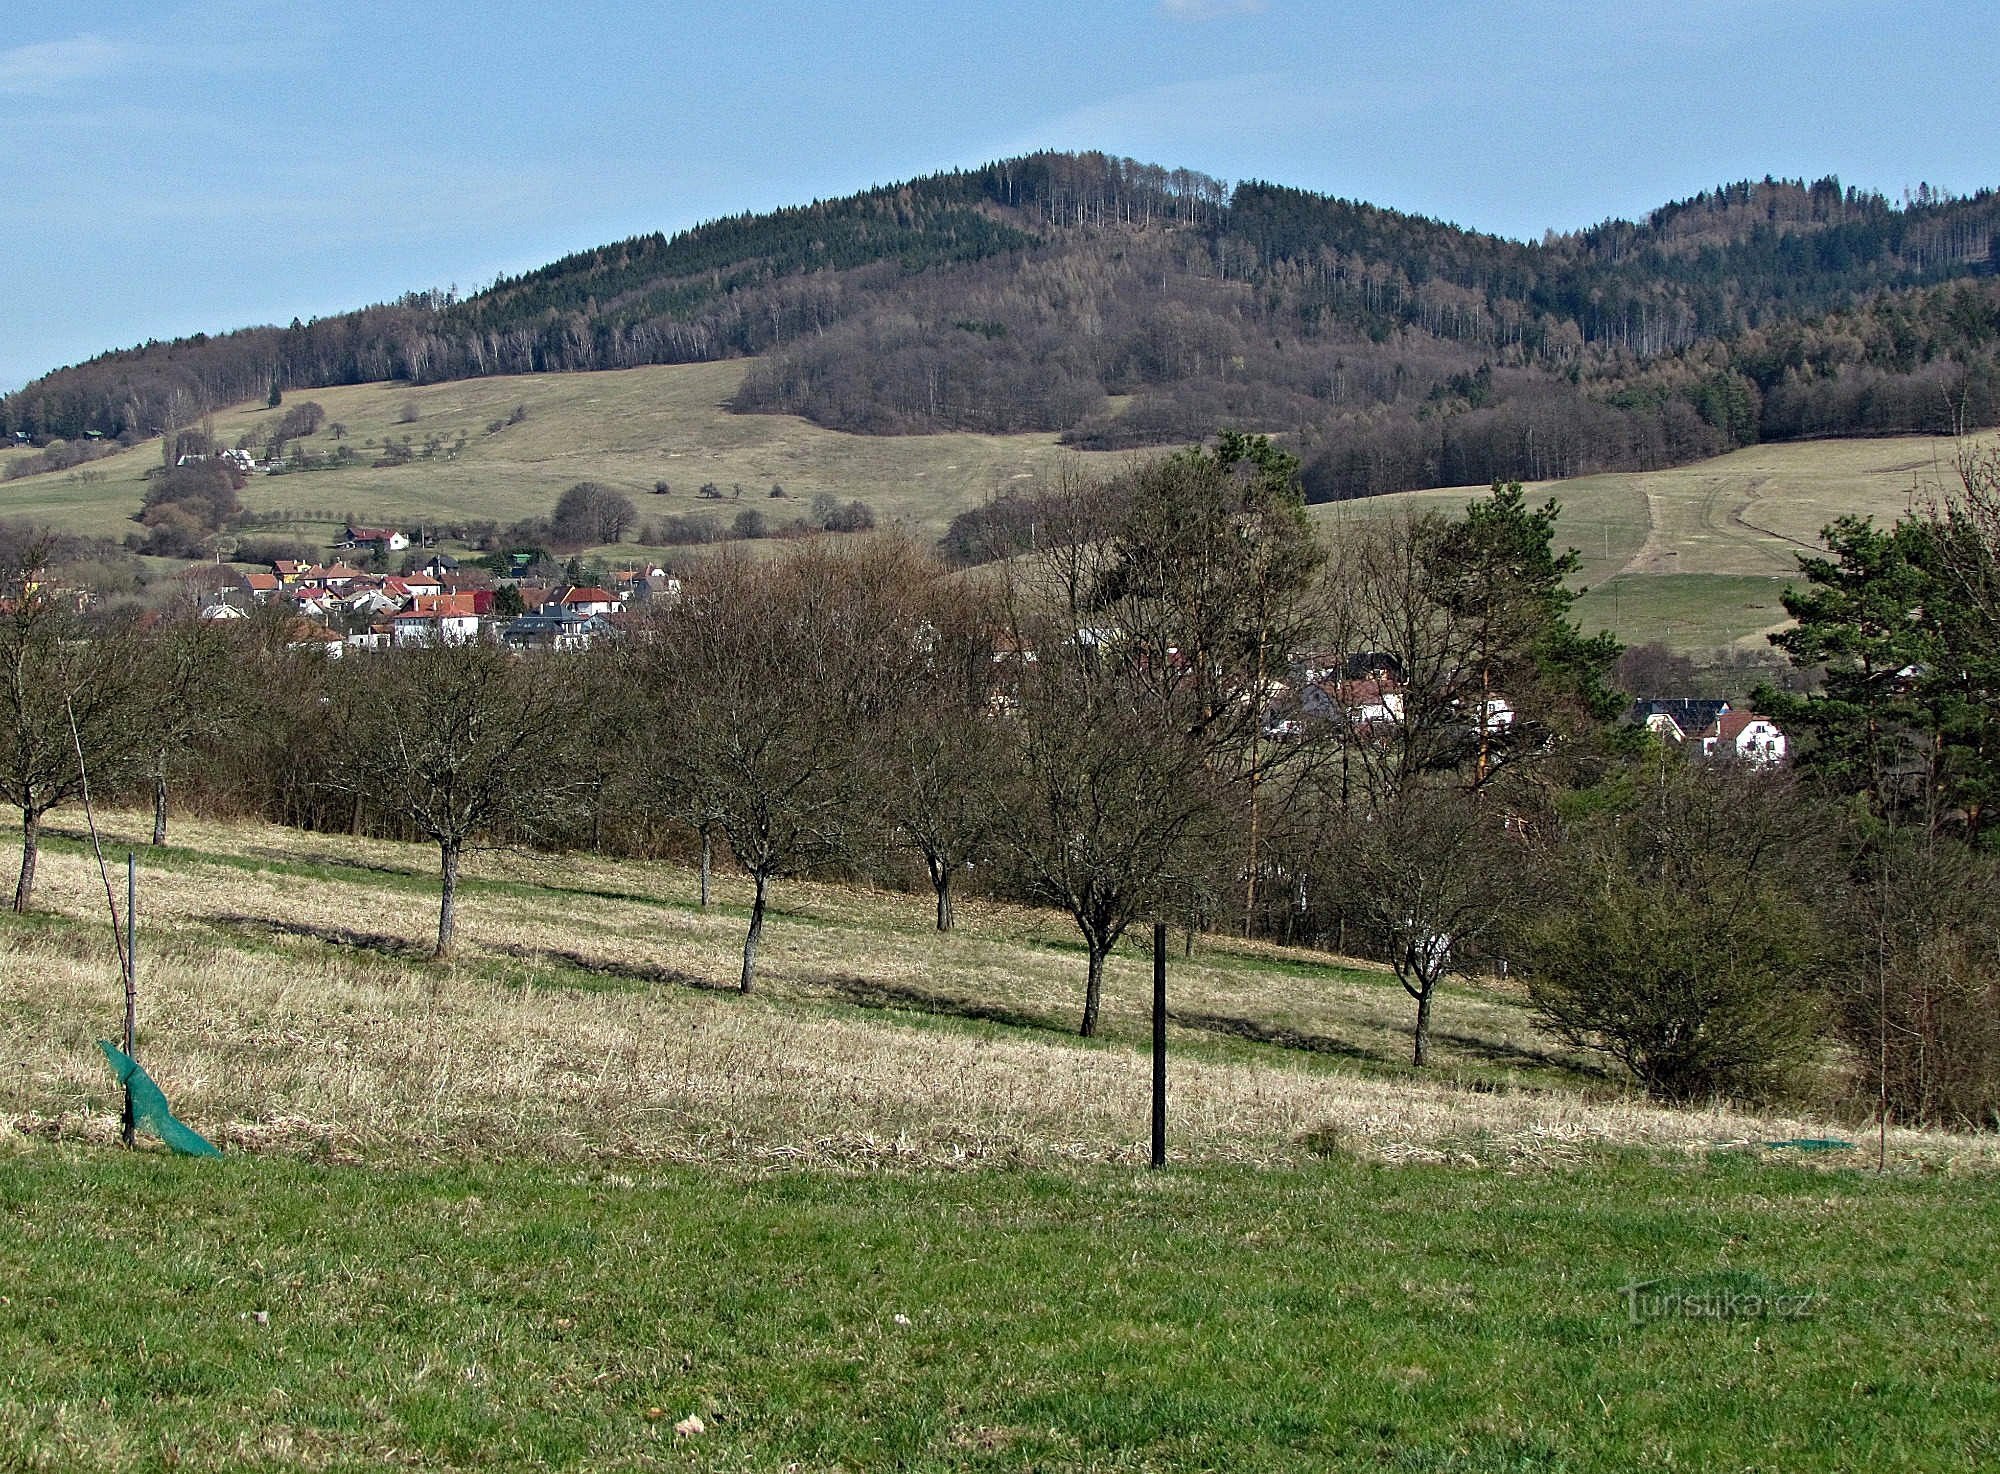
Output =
[{"x1": 4, "y1": 0, "x2": 1996, "y2": 393}]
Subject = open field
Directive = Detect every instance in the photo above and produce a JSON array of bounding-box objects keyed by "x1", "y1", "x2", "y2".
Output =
[
  {"x1": 1322, "y1": 435, "x2": 1957, "y2": 652},
  {"x1": 0, "y1": 358, "x2": 1977, "y2": 651},
  {"x1": 3, "y1": 813, "x2": 1996, "y2": 1469},
  {"x1": 0, "y1": 362, "x2": 1129, "y2": 547},
  {"x1": 11, "y1": 809, "x2": 1938, "y2": 1171},
  {"x1": 7, "y1": 1149, "x2": 1998, "y2": 1471}
]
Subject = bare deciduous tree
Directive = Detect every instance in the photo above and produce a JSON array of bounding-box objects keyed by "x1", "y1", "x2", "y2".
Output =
[
  {"x1": 325, "y1": 642, "x2": 581, "y2": 957},
  {"x1": 139, "y1": 614, "x2": 238, "y2": 846},
  {"x1": 1328, "y1": 780, "x2": 1525, "y2": 1067},
  {"x1": 640, "y1": 539, "x2": 933, "y2": 990},
  {"x1": 0, "y1": 543, "x2": 147, "y2": 911}
]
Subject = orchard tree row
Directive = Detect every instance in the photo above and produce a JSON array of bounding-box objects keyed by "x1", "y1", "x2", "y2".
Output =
[{"x1": 6, "y1": 438, "x2": 2000, "y2": 1130}]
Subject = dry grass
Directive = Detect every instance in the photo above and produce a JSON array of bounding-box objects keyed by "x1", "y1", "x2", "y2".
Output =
[
  {"x1": 2, "y1": 810, "x2": 1986, "y2": 1176},
  {"x1": 0, "y1": 362, "x2": 1129, "y2": 546}
]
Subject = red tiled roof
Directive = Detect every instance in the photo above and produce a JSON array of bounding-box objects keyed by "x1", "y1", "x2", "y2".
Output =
[{"x1": 1714, "y1": 711, "x2": 1772, "y2": 742}]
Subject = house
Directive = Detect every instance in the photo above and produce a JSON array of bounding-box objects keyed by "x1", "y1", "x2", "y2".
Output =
[
  {"x1": 300, "y1": 562, "x2": 365, "y2": 591},
  {"x1": 243, "y1": 572, "x2": 280, "y2": 601},
  {"x1": 272, "y1": 560, "x2": 311, "y2": 586},
  {"x1": 197, "y1": 601, "x2": 248, "y2": 621},
  {"x1": 342, "y1": 524, "x2": 409, "y2": 554},
  {"x1": 1295, "y1": 650, "x2": 1404, "y2": 687},
  {"x1": 612, "y1": 566, "x2": 679, "y2": 605},
  {"x1": 341, "y1": 587, "x2": 402, "y2": 618},
  {"x1": 1629, "y1": 698, "x2": 1731, "y2": 744},
  {"x1": 1303, "y1": 673, "x2": 1405, "y2": 728},
  {"x1": 502, "y1": 609, "x2": 611, "y2": 651},
  {"x1": 420, "y1": 553, "x2": 460, "y2": 578},
  {"x1": 1698, "y1": 711, "x2": 1787, "y2": 766},
  {"x1": 284, "y1": 620, "x2": 344, "y2": 659},
  {"x1": 386, "y1": 572, "x2": 443, "y2": 600},
  {"x1": 558, "y1": 585, "x2": 619, "y2": 617},
  {"x1": 392, "y1": 594, "x2": 483, "y2": 647}
]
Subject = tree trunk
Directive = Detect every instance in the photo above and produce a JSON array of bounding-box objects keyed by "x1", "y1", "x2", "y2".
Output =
[
  {"x1": 13, "y1": 808, "x2": 39, "y2": 914},
  {"x1": 151, "y1": 769, "x2": 168, "y2": 847},
  {"x1": 434, "y1": 841, "x2": 461, "y2": 959},
  {"x1": 1412, "y1": 983, "x2": 1434, "y2": 1068},
  {"x1": 1080, "y1": 939, "x2": 1108, "y2": 1038},
  {"x1": 931, "y1": 859, "x2": 954, "y2": 932},
  {"x1": 739, "y1": 871, "x2": 769, "y2": 993},
  {"x1": 699, "y1": 827, "x2": 712, "y2": 909}
]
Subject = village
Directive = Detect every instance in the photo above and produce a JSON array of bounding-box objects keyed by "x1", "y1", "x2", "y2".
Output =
[{"x1": 171, "y1": 522, "x2": 678, "y2": 654}]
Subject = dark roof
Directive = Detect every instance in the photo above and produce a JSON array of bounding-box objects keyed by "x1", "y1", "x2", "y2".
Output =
[{"x1": 1629, "y1": 698, "x2": 1730, "y2": 735}]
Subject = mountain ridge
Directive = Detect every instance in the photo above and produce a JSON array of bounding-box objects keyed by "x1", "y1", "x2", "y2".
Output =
[{"x1": 8, "y1": 151, "x2": 1999, "y2": 500}]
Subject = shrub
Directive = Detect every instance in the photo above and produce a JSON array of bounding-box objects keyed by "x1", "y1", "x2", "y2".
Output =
[{"x1": 1522, "y1": 762, "x2": 1829, "y2": 1103}]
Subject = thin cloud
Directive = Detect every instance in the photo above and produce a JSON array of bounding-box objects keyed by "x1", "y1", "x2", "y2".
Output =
[
  {"x1": 0, "y1": 34, "x2": 128, "y2": 97},
  {"x1": 1160, "y1": 0, "x2": 1267, "y2": 20}
]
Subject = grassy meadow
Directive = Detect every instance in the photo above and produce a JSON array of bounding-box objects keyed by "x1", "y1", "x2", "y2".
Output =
[
  {"x1": 3, "y1": 810, "x2": 1998, "y2": 1469},
  {"x1": 0, "y1": 362, "x2": 1128, "y2": 549},
  {"x1": 1319, "y1": 435, "x2": 1953, "y2": 653},
  {"x1": 0, "y1": 357, "x2": 1972, "y2": 652}
]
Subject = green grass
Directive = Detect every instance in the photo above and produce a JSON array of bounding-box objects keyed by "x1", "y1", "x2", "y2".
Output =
[
  {"x1": 2, "y1": 1147, "x2": 1995, "y2": 1471},
  {"x1": 1571, "y1": 572, "x2": 1800, "y2": 651},
  {"x1": 4, "y1": 811, "x2": 1996, "y2": 1468},
  {"x1": 1319, "y1": 435, "x2": 1962, "y2": 652}
]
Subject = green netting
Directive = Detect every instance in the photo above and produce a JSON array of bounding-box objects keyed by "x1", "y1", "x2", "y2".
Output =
[{"x1": 97, "y1": 1041, "x2": 223, "y2": 1158}]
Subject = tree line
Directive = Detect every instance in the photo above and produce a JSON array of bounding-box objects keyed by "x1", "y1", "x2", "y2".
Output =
[{"x1": 7, "y1": 438, "x2": 2000, "y2": 1132}]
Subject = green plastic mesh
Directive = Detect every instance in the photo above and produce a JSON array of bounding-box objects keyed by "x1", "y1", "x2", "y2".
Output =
[{"x1": 97, "y1": 1041, "x2": 223, "y2": 1158}]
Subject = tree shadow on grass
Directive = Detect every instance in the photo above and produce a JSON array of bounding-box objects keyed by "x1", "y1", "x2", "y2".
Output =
[
  {"x1": 205, "y1": 912, "x2": 731, "y2": 995},
  {"x1": 1167, "y1": 1009, "x2": 1394, "y2": 1066},
  {"x1": 206, "y1": 912, "x2": 434, "y2": 963},
  {"x1": 804, "y1": 973, "x2": 1069, "y2": 1036},
  {"x1": 1429, "y1": 1028, "x2": 1609, "y2": 1082},
  {"x1": 487, "y1": 942, "x2": 729, "y2": 995}
]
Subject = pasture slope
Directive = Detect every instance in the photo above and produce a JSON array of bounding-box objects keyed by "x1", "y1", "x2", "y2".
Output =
[
  {"x1": 1, "y1": 811, "x2": 1996, "y2": 1470},
  {"x1": 0, "y1": 358, "x2": 1966, "y2": 651}
]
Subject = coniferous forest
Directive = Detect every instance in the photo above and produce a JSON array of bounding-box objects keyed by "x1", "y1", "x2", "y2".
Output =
[{"x1": 7, "y1": 152, "x2": 2000, "y2": 501}]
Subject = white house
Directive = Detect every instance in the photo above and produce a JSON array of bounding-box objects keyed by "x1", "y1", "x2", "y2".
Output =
[
  {"x1": 343, "y1": 525, "x2": 410, "y2": 554},
  {"x1": 1303, "y1": 675, "x2": 1405, "y2": 728},
  {"x1": 1699, "y1": 711, "x2": 1788, "y2": 766},
  {"x1": 558, "y1": 586, "x2": 619, "y2": 618},
  {"x1": 392, "y1": 609, "x2": 482, "y2": 647}
]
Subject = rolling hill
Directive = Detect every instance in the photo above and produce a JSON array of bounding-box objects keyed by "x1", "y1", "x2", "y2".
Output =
[
  {"x1": 7, "y1": 152, "x2": 2000, "y2": 509},
  {"x1": 0, "y1": 354, "x2": 1961, "y2": 652}
]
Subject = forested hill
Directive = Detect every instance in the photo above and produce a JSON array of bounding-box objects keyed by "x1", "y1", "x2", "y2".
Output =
[{"x1": 8, "y1": 152, "x2": 2000, "y2": 500}]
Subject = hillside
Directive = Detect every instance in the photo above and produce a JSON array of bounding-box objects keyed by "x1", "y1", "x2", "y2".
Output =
[
  {"x1": 5, "y1": 811, "x2": 1997, "y2": 1469},
  {"x1": 8, "y1": 809, "x2": 1985, "y2": 1167},
  {"x1": 0, "y1": 356, "x2": 1957, "y2": 653},
  {"x1": 8, "y1": 153, "x2": 2000, "y2": 504},
  {"x1": 0, "y1": 362, "x2": 1127, "y2": 548}
]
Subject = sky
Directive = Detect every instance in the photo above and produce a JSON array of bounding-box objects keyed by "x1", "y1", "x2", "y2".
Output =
[{"x1": 4, "y1": 0, "x2": 1997, "y2": 394}]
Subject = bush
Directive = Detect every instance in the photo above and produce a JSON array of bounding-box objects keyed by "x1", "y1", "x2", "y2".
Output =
[{"x1": 1522, "y1": 762, "x2": 1829, "y2": 1103}]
